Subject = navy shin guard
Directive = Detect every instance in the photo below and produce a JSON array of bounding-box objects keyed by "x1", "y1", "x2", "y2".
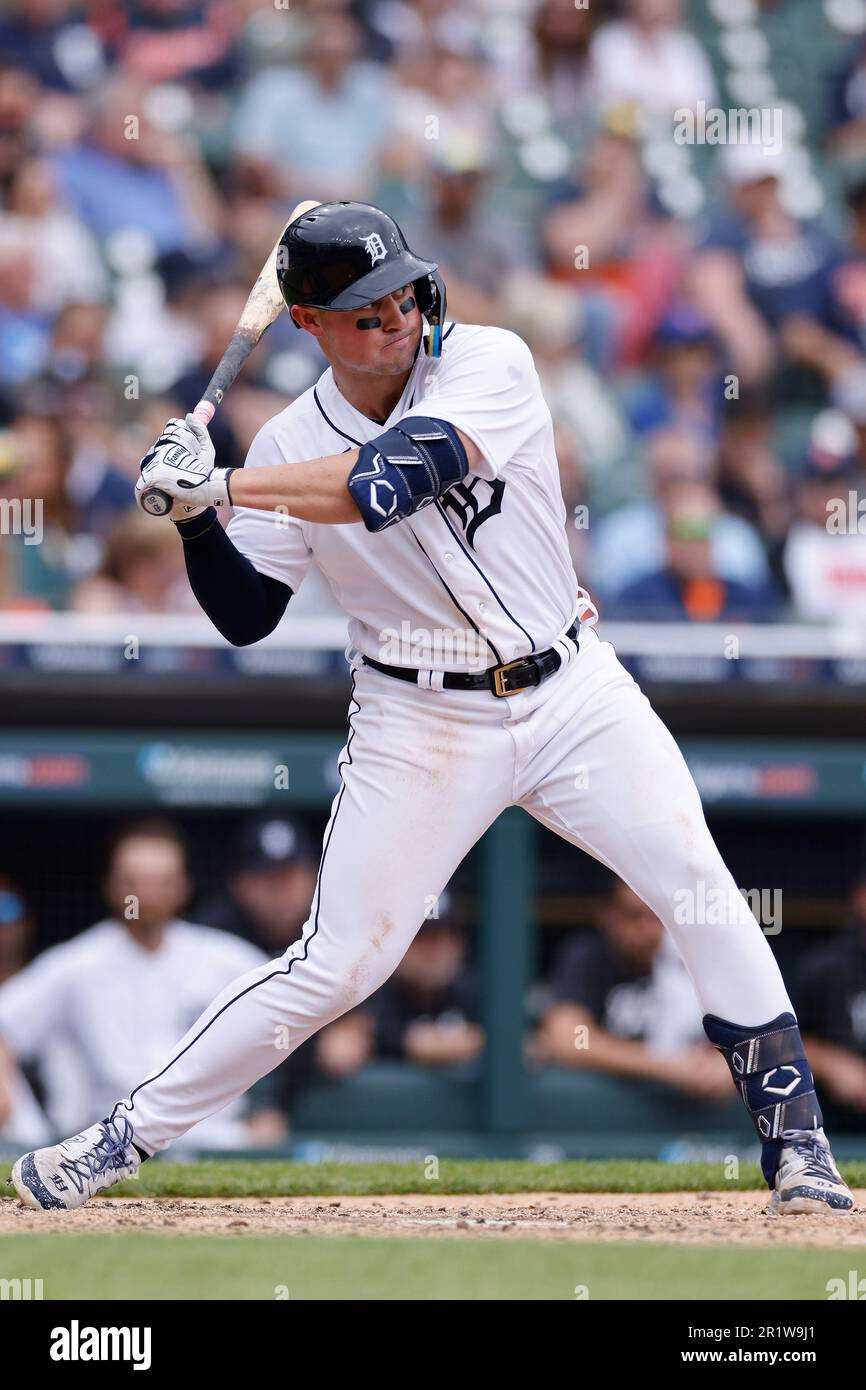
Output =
[{"x1": 703, "y1": 1012, "x2": 822, "y2": 1187}]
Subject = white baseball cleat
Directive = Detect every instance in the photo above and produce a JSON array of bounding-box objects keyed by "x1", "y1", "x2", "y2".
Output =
[
  {"x1": 8, "y1": 1114, "x2": 141, "y2": 1211},
  {"x1": 769, "y1": 1129, "x2": 854, "y2": 1214}
]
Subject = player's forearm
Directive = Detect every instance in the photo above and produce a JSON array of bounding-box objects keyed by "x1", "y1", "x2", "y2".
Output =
[
  {"x1": 230, "y1": 450, "x2": 362, "y2": 524},
  {"x1": 541, "y1": 1010, "x2": 666, "y2": 1081},
  {"x1": 800, "y1": 1035, "x2": 857, "y2": 1082},
  {"x1": 779, "y1": 315, "x2": 860, "y2": 380},
  {"x1": 403, "y1": 1022, "x2": 484, "y2": 1066},
  {"x1": 175, "y1": 509, "x2": 291, "y2": 645}
]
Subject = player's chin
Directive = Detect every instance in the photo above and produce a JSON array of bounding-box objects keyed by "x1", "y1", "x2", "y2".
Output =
[{"x1": 378, "y1": 331, "x2": 419, "y2": 368}]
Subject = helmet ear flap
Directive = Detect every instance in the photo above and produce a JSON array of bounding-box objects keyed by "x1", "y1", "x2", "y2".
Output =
[{"x1": 414, "y1": 270, "x2": 447, "y2": 357}]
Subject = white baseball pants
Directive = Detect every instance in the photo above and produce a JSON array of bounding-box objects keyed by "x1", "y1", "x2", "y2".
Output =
[{"x1": 123, "y1": 626, "x2": 791, "y2": 1152}]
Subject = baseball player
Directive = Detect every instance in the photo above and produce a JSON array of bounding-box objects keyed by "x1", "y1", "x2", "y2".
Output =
[{"x1": 10, "y1": 202, "x2": 852, "y2": 1214}]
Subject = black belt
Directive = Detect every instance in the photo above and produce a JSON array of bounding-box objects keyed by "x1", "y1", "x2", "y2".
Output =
[{"x1": 363, "y1": 622, "x2": 579, "y2": 697}]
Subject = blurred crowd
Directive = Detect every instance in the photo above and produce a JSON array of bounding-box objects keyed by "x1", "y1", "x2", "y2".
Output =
[
  {"x1": 2, "y1": 813, "x2": 866, "y2": 1148},
  {"x1": 1, "y1": 0, "x2": 866, "y2": 622}
]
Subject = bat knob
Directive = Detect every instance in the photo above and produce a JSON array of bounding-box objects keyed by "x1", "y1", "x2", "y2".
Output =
[{"x1": 139, "y1": 486, "x2": 174, "y2": 518}]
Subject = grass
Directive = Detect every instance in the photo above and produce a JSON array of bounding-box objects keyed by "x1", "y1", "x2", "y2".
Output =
[
  {"x1": 3, "y1": 1158, "x2": 860, "y2": 1301},
  {"x1": 0, "y1": 1232, "x2": 852, "y2": 1300},
  {"x1": 3, "y1": 1157, "x2": 865, "y2": 1200}
]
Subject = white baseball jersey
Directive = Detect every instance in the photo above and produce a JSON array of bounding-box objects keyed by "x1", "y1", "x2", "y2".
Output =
[
  {"x1": 227, "y1": 322, "x2": 592, "y2": 670},
  {"x1": 0, "y1": 919, "x2": 266, "y2": 1147}
]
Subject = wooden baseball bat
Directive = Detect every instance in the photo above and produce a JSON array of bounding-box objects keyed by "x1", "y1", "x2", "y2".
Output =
[{"x1": 140, "y1": 199, "x2": 322, "y2": 516}]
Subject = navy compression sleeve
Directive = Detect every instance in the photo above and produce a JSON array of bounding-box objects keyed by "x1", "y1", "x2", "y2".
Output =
[{"x1": 174, "y1": 509, "x2": 291, "y2": 646}]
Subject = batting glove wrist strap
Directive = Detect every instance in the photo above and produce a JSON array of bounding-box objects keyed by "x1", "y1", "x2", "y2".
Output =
[{"x1": 205, "y1": 467, "x2": 235, "y2": 508}]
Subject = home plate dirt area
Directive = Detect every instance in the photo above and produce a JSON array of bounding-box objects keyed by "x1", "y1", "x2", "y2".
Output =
[{"x1": 2, "y1": 1191, "x2": 866, "y2": 1245}]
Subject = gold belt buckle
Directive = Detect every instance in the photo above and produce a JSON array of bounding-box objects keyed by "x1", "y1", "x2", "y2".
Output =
[{"x1": 492, "y1": 658, "x2": 533, "y2": 697}]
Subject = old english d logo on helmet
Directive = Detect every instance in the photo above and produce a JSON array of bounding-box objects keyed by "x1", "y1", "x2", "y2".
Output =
[
  {"x1": 276, "y1": 201, "x2": 447, "y2": 357},
  {"x1": 362, "y1": 233, "x2": 387, "y2": 265}
]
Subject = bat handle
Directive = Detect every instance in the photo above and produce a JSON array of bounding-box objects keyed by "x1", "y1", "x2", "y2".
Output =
[{"x1": 192, "y1": 399, "x2": 217, "y2": 427}]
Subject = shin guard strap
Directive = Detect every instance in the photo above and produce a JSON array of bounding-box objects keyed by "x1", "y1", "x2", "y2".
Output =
[{"x1": 703, "y1": 1011, "x2": 822, "y2": 1142}]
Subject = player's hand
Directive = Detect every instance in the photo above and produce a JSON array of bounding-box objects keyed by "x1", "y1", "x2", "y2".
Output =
[{"x1": 135, "y1": 414, "x2": 234, "y2": 518}]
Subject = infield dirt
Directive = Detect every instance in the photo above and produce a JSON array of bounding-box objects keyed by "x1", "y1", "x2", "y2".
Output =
[{"x1": 2, "y1": 1190, "x2": 866, "y2": 1245}]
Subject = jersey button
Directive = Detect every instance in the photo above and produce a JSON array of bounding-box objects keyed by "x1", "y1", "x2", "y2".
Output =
[
  {"x1": 478, "y1": 601, "x2": 487, "y2": 612},
  {"x1": 444, "y1": 552, "x2": 453, "y2": 562}
]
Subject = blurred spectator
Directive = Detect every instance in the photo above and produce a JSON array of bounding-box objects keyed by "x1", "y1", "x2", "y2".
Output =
[
  {"x1": 4, "y1": 153, "x2": 107, "y2": 313},
  {"x1": 232, "y1": 9, "x2": 393, "y2": 202},
  {"x1": 0, "y1": 819, "x2": 268, "y2": 1147},
  {"x1": 622, "y1": 304, "x2": 722, "y2": 442},
  {"x1": 589, "y1": 0, "x2": 717, "y2": 119},
  {"x1": 492, "y1": 0, "x2": 600, "y2": 129},
  {"x1": 399, "y1": 135, "x2": 528, "y2": 327},
  {"x1": 51, "y1": 76, "x2": 222, "y2": 255},
  {"x1": 0, "y1": 0, "x2": 107, "y2": 93},
  {"x1": 611, "y1": 482, "x2": 781, "y2": 622},
  {"x1": 371, "y1": 0, "x2": 481, "y2": 73},
  {"x1": 543, "y1": 118, "x2": 686, "y2": 366},
  {"x1": 47, "y1": 300, "x2": 110, "y2": 389},
  {"x1": 316, "y1": 891, "x2": 482, "y2": 1077},
  {"x1": 716, "y1": 391, "x2": 792, "y2": 594},
  {"x1": 105, "y1": 246, "x2": 219, "y2": 394},
  {"x1": 590, "y1": 427, "x2": 771, "y2": 600},
  {"x1": 109, "y1": 0, "x2": 241, "y2": 90},
  {"x1": 0, "y1": 1036, "x2": 51, "y2": 1144},
  {"x1": 0, "y1": 156, "x2": 107, "y2": 384},
  {"x1": 691, "y1": 143, "x2": 850, "y2": 390},
  {"x1": 165, "y1": 278, "x2": 259, "y2": 470},
  {"x1": 71, "y1": 508, "x2": 194, "y2": 613},
  {"x1": 826, "y1": 37, "x2": 866, "y2": 159},
  {"x1": 536, "y1": 878, "x2": 731, "y2": 1102},
  {"x1": 0, "y1": 878, "x2": 50, "y2": 1143},
  {"x1": 798, "y1": 180, "x2": 866, "y2": 411},
  {"x1": 552, "y1": 418, "x2": 591, "y2": 579},
  {"x1": 196, "y1": 814, "x2": 318, "y2": 955},
  {"x1": 389, "y1": 38, "x2": 498, "y2": 175},
  {"x1": 0, "y1": 412, "x2": 98, "y2": 610},
  {"x1": 503, "y1": 270, "x2": 634, "y2": 516},
  {"x1": 831, "y1": 364, "x2": 866, "y2": 478},
  {"x1": 782, "y1": 419, "x2": 866, "y2": 622},
  {"x1": 0, "y1": 65, "x2": 39, "y2": 196},
  {"x1": 0, "y1": 877, "x2": 32, "y2": 987},
  {"x1": 796, "y1": 863, "x2": 866, "y2": 1128}
]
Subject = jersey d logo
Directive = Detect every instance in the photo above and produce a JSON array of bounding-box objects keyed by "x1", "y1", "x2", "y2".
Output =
[
  {"x1": 441, "y1": 477, "x2": 506, "y2": 549},
  {"x1": 362, "y1": 233, "x2": 387, "y2": 265}
]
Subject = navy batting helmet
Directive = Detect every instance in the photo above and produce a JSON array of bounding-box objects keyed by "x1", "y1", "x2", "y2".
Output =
[{"x1": 276, "y1": 201, "x2": 447, "y2": 356}]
